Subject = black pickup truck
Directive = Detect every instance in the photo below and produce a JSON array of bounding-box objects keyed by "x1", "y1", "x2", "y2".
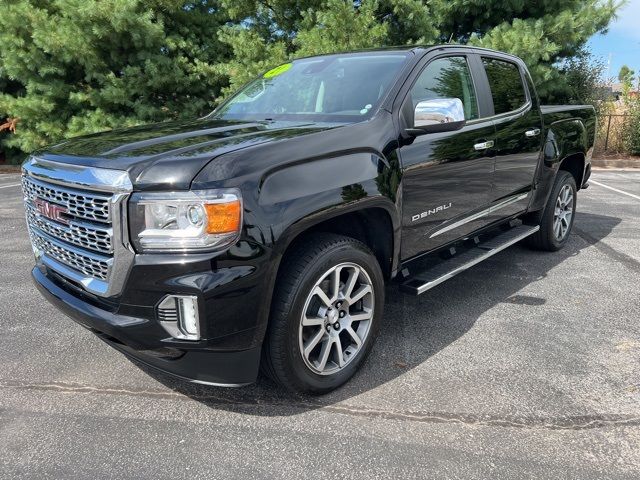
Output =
[{"x1": 22, "y1": 46, "x2": 595, "y2": 393}]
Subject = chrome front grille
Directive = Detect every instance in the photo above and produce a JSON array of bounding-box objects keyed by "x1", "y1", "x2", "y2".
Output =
[
  {"x1": 22, "y1": 175, "x2": 110, "y2": 223},
  {"x1": 29, "y1": 230, "x2": 110, "y2": 280},
  {"x1": 25, "y1": 203, "x2": 112, "y2": 254},
  {"x1": 22, "y1": 157, "x2": 134, "y2": 297}
]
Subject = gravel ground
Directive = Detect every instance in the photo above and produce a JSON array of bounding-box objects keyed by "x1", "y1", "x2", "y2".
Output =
[{"x1": 0, "y1": 170, "x2": 638, "y2": 479}]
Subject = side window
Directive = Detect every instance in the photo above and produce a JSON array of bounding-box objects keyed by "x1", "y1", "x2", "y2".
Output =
[
  {"x1": 482, "y1": 58, "x2": 527, "y2": 114},
  {"x1": 410, "y1": 57, "x2": 479, "y2": 120}
]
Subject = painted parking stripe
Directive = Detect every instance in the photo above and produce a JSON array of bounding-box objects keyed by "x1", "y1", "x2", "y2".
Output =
[
  {"x1": 0, "y1": 183, "x2": 20, "y2": 189},
  {"x1": 590, "y1": 180, "x2": 640, "y2": 201}
]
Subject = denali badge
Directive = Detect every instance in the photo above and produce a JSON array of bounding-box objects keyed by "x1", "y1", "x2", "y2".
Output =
[
  {"x1": 412, "y1": 203, "x2": 452, "y2": 222},
  {"x1": 34, "y1": 198, "x2": 69, "y2": 225}
]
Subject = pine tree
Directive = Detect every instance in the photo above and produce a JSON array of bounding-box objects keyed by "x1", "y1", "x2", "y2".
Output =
[
  {"x1": 0, "y1": 0, "x2": 229, "y2": 159},
  {"x1": 0, "y1": 0, "x2": 621, "y2": 159},
  {"x1": 464, "y1": 0, "x2": 619, "y2": 100},
  {"x1": 217, "y1": 0, "x2": 619, "y2": 101}
]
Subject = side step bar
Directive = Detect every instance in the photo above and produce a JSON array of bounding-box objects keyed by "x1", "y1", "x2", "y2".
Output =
[{"x1": 401, "y1": 224, "x2": 539, "y2": 295}]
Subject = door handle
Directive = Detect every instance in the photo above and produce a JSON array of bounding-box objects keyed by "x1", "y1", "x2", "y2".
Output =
[
  {"x1": 473, "y1": 140, "x2": 494, "y2": 151},
  {"x1": 525, "y1": 128, "x2": 540, "y2": 137}
]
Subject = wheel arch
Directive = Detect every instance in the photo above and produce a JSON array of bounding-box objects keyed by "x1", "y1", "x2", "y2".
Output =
[
  {"x1": 529, "y1": 118, "x2": 590, "y2": 213},
  {"x1": 558, "y1": 151, "x2": 586, "y2": 191},
  {"x1": 273, "y1": 200, "x2": 399, "y2": 281}
]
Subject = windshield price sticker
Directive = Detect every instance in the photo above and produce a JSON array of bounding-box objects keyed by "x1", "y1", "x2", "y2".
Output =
[{"x1": 263, "y1": 63, "x2": 292, "y2": 78}]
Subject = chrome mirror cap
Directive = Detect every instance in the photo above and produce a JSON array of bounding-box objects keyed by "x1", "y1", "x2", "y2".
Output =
[
  {"x1": 409, "y1": 98, "x2": 466, "y2": 135},
  {"x1": 415, "y1": 98, "x2": 465, "y2": 126}
]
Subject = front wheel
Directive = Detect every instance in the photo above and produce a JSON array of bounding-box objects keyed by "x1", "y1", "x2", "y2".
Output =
[
  {"x1": 527, "y1": 170, "x2": 577, "y2": 251},
  {"x1": 262, "y1": 233, "x2": 384, "y2": 394}
]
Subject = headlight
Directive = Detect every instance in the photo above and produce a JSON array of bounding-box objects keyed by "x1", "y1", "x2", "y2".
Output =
[{"x1": 129, "y1": 189, "x2": 242, "y2": 252}]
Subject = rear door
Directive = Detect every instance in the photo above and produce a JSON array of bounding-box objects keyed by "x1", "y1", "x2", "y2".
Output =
[
  {"x1": 478, "y1": 56, "x2": 543, "y2": 220},
  {"x1": 398, "y1": 52, "x2": 496, "y2": 260}
]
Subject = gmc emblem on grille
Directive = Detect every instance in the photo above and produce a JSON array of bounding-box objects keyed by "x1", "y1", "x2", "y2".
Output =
[{"x1": 34, "y1": 198, "x2": 69, "y2": 225}]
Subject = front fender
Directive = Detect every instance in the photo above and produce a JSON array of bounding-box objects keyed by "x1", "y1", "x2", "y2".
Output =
[
  {"x1": 261, "y1": 151, "x2": 402, "y2": 260},
  {"x1": 232, "y1": 150, "x2": 402, "y2": 347}
]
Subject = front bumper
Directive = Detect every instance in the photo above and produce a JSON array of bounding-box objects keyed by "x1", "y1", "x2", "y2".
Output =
[{"x1": 32, "y1": 266, "x2": 263, "y2": 386}]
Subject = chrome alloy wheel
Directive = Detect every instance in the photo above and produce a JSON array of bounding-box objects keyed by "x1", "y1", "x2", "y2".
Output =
[
  {"x1": 553, "y1": 184, "x2": 574, "y2": 241},
  {"x1": 298, "y1": 262, "x2": 374, "y2": 376}
]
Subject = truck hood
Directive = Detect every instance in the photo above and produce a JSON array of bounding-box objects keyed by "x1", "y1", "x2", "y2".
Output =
[{"x1": 36, "y1": 118, "x2": 338, "y2": 190}]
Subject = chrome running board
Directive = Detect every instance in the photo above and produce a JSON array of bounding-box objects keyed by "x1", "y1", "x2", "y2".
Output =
[{"x1": 401, "y1": 224, "x2": 540, "y2": 295}]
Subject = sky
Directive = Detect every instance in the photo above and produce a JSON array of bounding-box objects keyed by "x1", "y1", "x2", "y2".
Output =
[{"x1": 587, "y1": 0, "x2": 640, "y2": 83}]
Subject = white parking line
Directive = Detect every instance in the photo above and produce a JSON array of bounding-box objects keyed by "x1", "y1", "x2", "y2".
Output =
[
  {"x1": 0, "y1": 183, "x2": 20, "y2": 189},
  {"x1": 590, "y1": 180, "x2": 640, "y2": 201}
]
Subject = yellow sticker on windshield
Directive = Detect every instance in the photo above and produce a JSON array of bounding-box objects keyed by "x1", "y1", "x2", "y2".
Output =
[{"x1": 263, "y1": 63, "x2": 292, "y2": 78}]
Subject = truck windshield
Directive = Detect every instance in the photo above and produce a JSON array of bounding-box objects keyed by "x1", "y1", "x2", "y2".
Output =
[{"x1": 212, "y1": 52, "x2": 410, "y2": 123}]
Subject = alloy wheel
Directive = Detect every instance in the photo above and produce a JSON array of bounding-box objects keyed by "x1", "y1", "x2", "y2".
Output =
[
  {"x1": 553, "y1": 184, "x2": 574, "y2": 241},
  {"x1": 298, "y1": 262, "x2": 374, "y2": 376}
]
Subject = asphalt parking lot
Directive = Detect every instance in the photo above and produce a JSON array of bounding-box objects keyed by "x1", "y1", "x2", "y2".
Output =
[{"x1": 0, "y1": 169, "x2": 639, "y2": 479}]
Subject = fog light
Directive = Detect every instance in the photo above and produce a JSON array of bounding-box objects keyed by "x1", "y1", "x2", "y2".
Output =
[
  {"x1": 157, "y1": 295, "x2": 200, "y2": 340},
  {"x1": 177, "y1": 297, "x2": 198, "y2": 336}
]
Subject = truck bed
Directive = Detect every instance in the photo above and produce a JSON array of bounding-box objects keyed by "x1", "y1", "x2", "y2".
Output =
[
  {"x1": 540, "y1": 104, "x2": 597, "y2": 158},
  {"x1": 541, "y1": 104, "x2": 596, "y2": 126}
]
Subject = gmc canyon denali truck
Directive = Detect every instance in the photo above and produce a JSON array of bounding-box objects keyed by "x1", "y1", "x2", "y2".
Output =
[{"x1": 22, "y1": 46, "x2": 595, "y2": 393}]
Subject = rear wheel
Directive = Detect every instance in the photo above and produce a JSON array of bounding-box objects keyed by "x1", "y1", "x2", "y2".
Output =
[
  {"x1": 262, "y1": 233, "x2": 384, "y2": 394},
  {"x1": 527, "y1": 170, "x2": 577, "y2": 251}
]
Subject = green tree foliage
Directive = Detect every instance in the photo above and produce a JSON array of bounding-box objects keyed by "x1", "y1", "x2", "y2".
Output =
[
  {"x1": 618, "y1": 65, "x2": 635, "y2": 83},
  {"x1": 0, "y1": 0, "x2": 229, "y2": 158},
  {"x1": 618, "y1": 64, "x2": 636, "y2": 97},
  {"x1": 464, "y1": 0, "x2": 619, "y2": 100},
  {"x1": 215, "y1": 0, "x2": 399, "y2": 93},
  {"x1": 618, "y1": 65, "x2": 640, "y2": 155},
  {"x1": 295, "y1": 0, "x2": 388, "y2": 57},
  {"x1": 624, "y1": 101, "x2": 640, "y2": 155},
  {"x1": 543, "y1": 49, "x2": 609, "y2": 112},
  {"x1": 219, "y1": 0, "x2": 619, "y2": 99},
  {"x1": 0, "y1": 0, "x2": 622, "y2": 160}
]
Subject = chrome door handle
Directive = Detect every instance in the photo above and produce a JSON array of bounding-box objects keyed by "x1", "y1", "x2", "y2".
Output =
[
  {"x1": 525, "y1": 128, "x2": 540, "y2": 137},
  {"x1": 473, "y1": 140, "x2": 494, "y2": 151}
]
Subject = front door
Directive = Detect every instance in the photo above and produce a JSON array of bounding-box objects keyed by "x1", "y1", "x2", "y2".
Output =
[{"x1": 399, "y1": 54, "x2": 496, "y2": 260}]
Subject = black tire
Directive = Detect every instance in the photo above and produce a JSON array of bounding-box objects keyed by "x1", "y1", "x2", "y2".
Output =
[
  {"x1": 262, "y1": 233, "x2": 385, "y2": 394},
  {"x1": 526, "y1": 170, "x2": 577, "y2": 251}
]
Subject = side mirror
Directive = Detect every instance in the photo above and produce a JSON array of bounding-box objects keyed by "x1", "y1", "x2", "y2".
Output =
[{"x1": 407, "y1": 98, "x2": 466, "y2": 135}]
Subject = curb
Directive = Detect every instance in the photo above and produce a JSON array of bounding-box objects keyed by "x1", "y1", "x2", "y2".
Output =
[
  {"x1": 0, "y1": 165, "x2": 21, "y2": 174},
  {"x1": 592, "y1": 158, "x2": 640, "y2": 169}
]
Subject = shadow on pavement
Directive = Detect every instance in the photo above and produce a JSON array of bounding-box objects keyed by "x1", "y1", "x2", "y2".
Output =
[{"x1": 136, "y1": 212, "x2": 621, "y2": 415}]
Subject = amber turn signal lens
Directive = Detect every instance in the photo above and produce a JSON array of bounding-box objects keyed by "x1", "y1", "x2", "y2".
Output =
[{"x1": 204, "y1": 201, "x2": 241, "y2": 234}]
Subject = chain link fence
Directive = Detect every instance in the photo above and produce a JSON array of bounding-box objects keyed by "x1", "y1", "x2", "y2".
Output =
[{"x1": 595, "y1": 113, "x2": 632, "y2": 155}]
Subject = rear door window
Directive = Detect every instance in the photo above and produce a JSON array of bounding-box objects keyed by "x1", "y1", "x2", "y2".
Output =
[{"x1": 482, "y1": 58, "x2": 527, "y2": 114}]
